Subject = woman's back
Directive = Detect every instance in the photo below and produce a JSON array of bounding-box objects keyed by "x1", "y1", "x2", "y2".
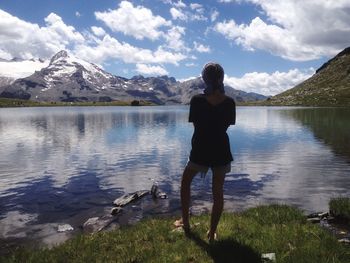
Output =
[{"x1": 189, "y1": 93, "x2": 236, "y2": 167}]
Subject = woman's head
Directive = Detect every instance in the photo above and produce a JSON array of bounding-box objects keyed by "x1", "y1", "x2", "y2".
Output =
[{"x1": 201, "y1": 62, "x2": 224, "y2": 90}]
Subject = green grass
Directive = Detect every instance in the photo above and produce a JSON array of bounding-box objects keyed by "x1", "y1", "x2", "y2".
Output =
[
  {"x1": 329, "y1": 197, "x2": 350, "y2": 222},
  {"x1": 0, "y1": 98, "x2": 154, "y2": 108},
  {"x1": 2, "y1": 205, "x2": 349, "y2": 263}
]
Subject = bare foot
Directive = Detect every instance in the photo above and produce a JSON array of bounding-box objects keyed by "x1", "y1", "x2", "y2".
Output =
[
  {"x1": 173, "y1": 219, "x2": 184, "y2": 228},
  {"x1": 173, "y1": 219, "x2": 190, "y2": 235},
  {"x1": 207, "y1": 230, "x2": 218, "y2": 242}
]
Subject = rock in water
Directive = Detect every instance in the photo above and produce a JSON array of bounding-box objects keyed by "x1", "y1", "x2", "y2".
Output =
[
  {"x1": 157, "y1": 192, "x2": 168, "y2": 199},
  {"x1": 57, "y1": 224, "x2": 74, "y2": 232},
  {"x1": 113, "y1": 190, "x2": 149, "y2": 207},
  {"x1": 151, "y1": 183, "x2": 159, "y2": 198},
  {"x1": 150, "y1": 183, "x2": 168, "y2": 199}
]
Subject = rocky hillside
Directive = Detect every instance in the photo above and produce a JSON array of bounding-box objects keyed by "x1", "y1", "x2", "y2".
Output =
[
  {"x1": 0, "y1": 50, "x2": 267, "y2": 104},
  {"x1": 266, "y1": 47, "x2": 350, "y2": 106}
]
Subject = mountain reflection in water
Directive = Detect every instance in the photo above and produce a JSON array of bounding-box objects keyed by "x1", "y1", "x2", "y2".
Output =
[
  {"x1": 278, "y1": 107, "x2": 350, "y2": 162},
  {"x1": 0, "y1": 106, "x2": 349, "y2": 248}
]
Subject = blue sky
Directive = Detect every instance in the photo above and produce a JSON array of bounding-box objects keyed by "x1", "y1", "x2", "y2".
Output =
[{"x1": 1, "y1": 0, "x2": 350, "y2": 95}]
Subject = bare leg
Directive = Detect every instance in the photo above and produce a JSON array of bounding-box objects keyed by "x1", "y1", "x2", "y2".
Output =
[
  {"x1": 208, "y1": 170, "x2": 225, "y2": 240},
  {"x1": 180, "y1": 166, "x2": 198, "y2": 230}
]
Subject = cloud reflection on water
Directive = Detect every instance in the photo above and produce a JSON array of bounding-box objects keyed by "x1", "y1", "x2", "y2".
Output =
[{"x1": 0, "y1": 106, "x2": 350, "y2": 247}]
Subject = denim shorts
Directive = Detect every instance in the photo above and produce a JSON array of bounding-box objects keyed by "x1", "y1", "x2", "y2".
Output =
[{"x1": 186, "y1": 160, "x2": 231, "y2": 174}]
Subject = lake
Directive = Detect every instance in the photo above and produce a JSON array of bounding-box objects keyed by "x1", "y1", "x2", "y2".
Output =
[{"x1": 0, "y1": 106, "x2": 350, "y2": 249}]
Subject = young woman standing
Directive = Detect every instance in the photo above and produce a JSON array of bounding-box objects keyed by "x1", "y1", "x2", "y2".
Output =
[{"x1": 175, "y1": 62, "x2": 236, "y2": 242}]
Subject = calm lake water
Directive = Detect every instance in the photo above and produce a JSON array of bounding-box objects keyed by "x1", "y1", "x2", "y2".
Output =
[{"x1": 1, "y1": 106, "x2": 350, "y2": 249}]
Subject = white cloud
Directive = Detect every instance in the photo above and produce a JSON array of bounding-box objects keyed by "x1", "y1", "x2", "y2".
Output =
[
  {"x1": 0, "y1": 9, "x2": 84, "y2": 59},
  {"x1": 170, "y1": 7, "x2": 187, "y2": 20},
  {"x1": 173, "y1": 1, "x2": 186, "y2": 8},
  {"x1": 0, "y1": 59, "x2": 49, "y2": 79},
  {"x1": 185, "y1": 62, "x2": 197, "y2": 67},
  {"x1": 44, "y1": 13, "x2": 85, "y2": 43},
  {"x1": 0, "y1": 49, "x2": 12, "y2": 60},
  {"x1": 215, "y1": 0, "x2": 350, "y2": 61},
  {"x1": 190, "y1": 3, "x2": 202, "y2": 10},
  {"x1": 215, "y1": 18, "x2": 321, "y2": 60},
  {"x1": 191, "y1": 9, "x2": 207, "y2": 21},
  {"x1": 164, "y1": 26, "x2": 188, "y2": 51},
  {"x1": 75, "y1": 11, "x2": 81, "y2": 17},
  {"x1": 192, "y1": 14, "x2": 207, "y2": 21},
  {"x1": 0, "y1": 8, "x2": 187, "y2": 72},
  {"x1": 91, "y1": 26, "x2": 106, "y2": 37},
  {"x1": 193, "y1": 41, "x2": 211, "y2": 53},
  {"x1": 170, "y1": 5, "x2": 207, "y2": 21},
  {"x1": 210, "y1": 10, "x2": 219, "y2": 22},
  {"x1": 74, "y1": 34, "x2": 186, "y2": 66},
  {"x1": 224, "y1": 68, "x2": 314, "y2": 95},
  {"x1": 95, "y1": 1, "x2": 171, "y2": 41},
  {"x1": 136, "y1": 64, "x2": 168, "y2": 75},
  {"x1": 190, "y1": 3, "x2": 205, "y2": 14}
]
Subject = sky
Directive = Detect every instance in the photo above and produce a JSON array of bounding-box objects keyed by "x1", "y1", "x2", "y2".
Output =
[{"x1": 0, "y1": 0, "x2": 350, "y2": 95}]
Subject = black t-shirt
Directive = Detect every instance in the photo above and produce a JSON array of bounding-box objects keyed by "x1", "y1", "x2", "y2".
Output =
[{"x1": 189, "y1": 94, "x2": 236, "y2": 167}]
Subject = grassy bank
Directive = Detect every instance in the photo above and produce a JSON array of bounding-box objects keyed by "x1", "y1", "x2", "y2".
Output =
[
  {"x1": 2, "y1": 205, "x2": 349, "y2": 263},
  {"x1": 0, "y1": 98, "x2": 154, "y2": 108},
  {"x1": 330, "y1": 197, "x2": 350, "y2": 222}
]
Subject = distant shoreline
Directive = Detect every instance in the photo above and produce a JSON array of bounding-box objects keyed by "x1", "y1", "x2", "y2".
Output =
[
  {"x1": 1, "y1": 98, "x2": 348, "y2": 108},
  {"x1": 0, "y1": 98, "x2": 155, "y2": 108}
]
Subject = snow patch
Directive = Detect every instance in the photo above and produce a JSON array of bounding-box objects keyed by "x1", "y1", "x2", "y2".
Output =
[
  {"x1": 82, "y1": 71, "x2": 92, "y2": 81},
  {"x1": 64, "y1": 55, "x2": 112, "y2": 79},
  {"x1": 51, "y1": 65, "x2": 76, "y2": 77}
]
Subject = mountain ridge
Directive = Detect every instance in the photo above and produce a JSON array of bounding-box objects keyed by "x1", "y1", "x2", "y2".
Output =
[{"x1": 0, "y1": 50, "x2": 267, "y2": 104}]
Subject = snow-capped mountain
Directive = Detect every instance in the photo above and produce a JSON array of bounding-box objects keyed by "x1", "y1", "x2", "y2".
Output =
[
  {"x1": 0, "y1": 50, "x2": 152, "y2": 102},
  {"x1": 0, "y1": 50, "x2": 267, "y2": 103}
]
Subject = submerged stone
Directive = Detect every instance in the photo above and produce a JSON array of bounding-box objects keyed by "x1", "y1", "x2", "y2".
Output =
[
  {"x1": 111, "y1": 207, "x2": 123, "y2": 215},
  {"x1": 307, "y1": 217, "x2": 320, "y2": 224},
  {"x1": 83, "y1": 215, "x2": 118, "y2": 233}
]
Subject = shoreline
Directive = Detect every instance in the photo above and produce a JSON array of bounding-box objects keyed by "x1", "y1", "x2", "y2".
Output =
[
  {"x1": 1, "y1": 204, "x2": 349, "y2": 262},
  {"x1": 0, "y1": 202, "x2": 341, "y2": 255}
]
